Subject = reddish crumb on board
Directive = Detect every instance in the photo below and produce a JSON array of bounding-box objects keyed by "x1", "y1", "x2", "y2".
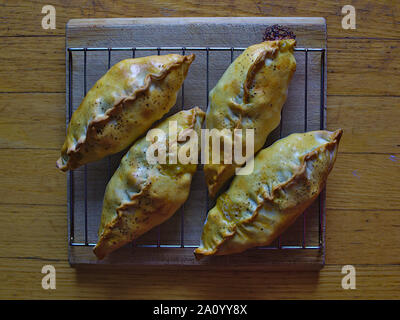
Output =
[{"x1": 263, "y1": 25, "x2": 296, "y2": 41}]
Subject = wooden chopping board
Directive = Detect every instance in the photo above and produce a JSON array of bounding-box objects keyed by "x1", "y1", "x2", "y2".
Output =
[{"x1": 66, "y1": 17, "x2": 327, "y2": 270}]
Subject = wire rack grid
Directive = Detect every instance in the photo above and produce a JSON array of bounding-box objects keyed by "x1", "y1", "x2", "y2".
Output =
[{"x1": 66, "y1": 46, "x2": 326, "y2": 254}]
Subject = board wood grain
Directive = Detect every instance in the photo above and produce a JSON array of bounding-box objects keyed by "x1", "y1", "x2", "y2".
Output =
[
  {"x1": 65, "y1": 17, "x2": 327, "y2": 268},
  {"x1": 1, "y1": 0, "x2": 398, "y2": 40},
  {"x1": 0, "y1": 37, "x2": 65, "y2": 93},
  {"x1": 2, "y1": 205, "x2": 399, "y2": 265},
  {"x1": 0, "y1": 93, "x2": 65, "y2": 149},
  {"x1": 0, "y1": 258, "x2": 399, "y2": 299},
  {"x1": 327, "y1": 39, "x2": 400, "y2": 96},
  {"x1": 1, "y1": 37, "x2": 398, "y2": 96},
  {"x1": 325, "y1": 209, "x2": 400, "y2": 265},
  {"x1": 2, "y1": 94, "x2": 399, "y2": 154},
  {"x1": 326, "y1": 153, "x2": 400, "y2": 210},
  {"x1": 327, "y1": 96, "x2": 400, "y2": 154},
  {"x1": 1, "y1": 151, "x2": 398, "y2": 210}
]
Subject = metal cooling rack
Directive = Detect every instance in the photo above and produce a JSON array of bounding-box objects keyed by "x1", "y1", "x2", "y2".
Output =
[{"x1": 67, "y1": 46, "x2": 326, "y2": 252}]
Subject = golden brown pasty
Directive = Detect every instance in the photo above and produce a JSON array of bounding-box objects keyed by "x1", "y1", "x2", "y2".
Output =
[
  {"x1": 204, "y1": 40, "x2": 296, "y2": 197},
  {"x1": 195, "y1": 129, "x2": 343, "y2": 258},
  {"x1": 57, "y1": 54, "x2": 195, "y2": 171},
  {"x1": 94, "y1": 107, "x2": 205, "y2": 259}
]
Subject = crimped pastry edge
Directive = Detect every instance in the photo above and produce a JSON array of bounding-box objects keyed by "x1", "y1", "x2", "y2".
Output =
[
  {"x1": 205, "y1": 40, "x2": 296, "y2": 197},
  {"x1": 57, "y1": 54, "x2": 195, "y2": 172},
  {"x1": 93, "y1": 107, "x2": 205, "y2": 259},
  {"x1": 195, "y1": 129, "x2": 343, "y2": 258}
]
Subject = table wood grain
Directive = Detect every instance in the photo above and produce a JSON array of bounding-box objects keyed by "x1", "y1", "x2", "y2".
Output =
[{"x1": 0, "y1": 0, "x2": 399, "y2": 299}]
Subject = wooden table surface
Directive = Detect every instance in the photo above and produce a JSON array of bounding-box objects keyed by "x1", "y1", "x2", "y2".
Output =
[{"x1": 0, "y1": 0, "x2": 399, "y2": 299}]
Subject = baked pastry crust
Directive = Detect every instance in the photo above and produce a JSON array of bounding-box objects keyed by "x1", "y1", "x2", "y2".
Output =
[
  {"x1": 57, "y1": 54, "x2": 195, "y2": 171},
  {"x1": 195, "y1": 129, "x2": 343, "y2": 258},
  {"x1": 204, "y1": 40, "x2": 296, "y2": 197},
  {"x1": 94, "y1": 107, "x2": 205, "y2": 259}
]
